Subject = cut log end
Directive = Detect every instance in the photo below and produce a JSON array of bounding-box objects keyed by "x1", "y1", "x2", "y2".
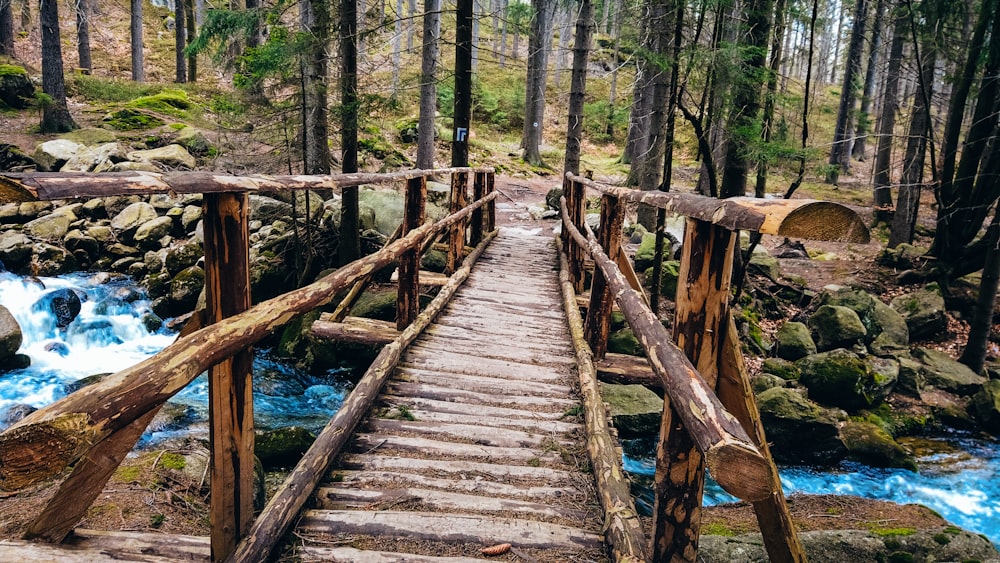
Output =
[
  {"x1": 0, "y1": 413, "x2": 94, "y2": 491},
  {"x1": 704, "y1": 440, "x2": 774, "y2": 502}
]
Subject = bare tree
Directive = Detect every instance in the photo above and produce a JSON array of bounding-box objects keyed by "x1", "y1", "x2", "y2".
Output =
[
  {"x1": 416, "y1": 0, "x2": 441, "y2": 169},
  {"x1": 340, "y1": 0, "x2": 361, "y2": 263},
  {"x1": 872, "y1": 0, "x2": 904, "y2": 225},
  {"x1": 131, "y1": 0, "x2": 144, "y2": 82},
  {"x1": 75, "y1": 0, "x2": 91, "y2": 72},
  {"x1": 563, "y1": 0, "x2": 594, "y2": 177},
  {"x1": 520, "y1": 0, "x2": 556, "y2": 166},
  {"x1": 826, "y1": 0, "x2": 869, "y2": 184},
  {"x1": 176, "y1": 0, "x2": 187, "y2": 82},
  {"x1": 39, "y1": 0, "x2": 77, "y2": 133}
]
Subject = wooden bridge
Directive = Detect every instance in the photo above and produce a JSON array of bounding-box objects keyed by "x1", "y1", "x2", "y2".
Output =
[{"x1": 0, "y1": 168, "x2": 868, "y2": 562}]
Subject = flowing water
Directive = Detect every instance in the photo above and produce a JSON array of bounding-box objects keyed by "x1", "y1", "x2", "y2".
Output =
[
  {"x1": 0, "y1": 271, "x2": 353, "y2": 442},
  {"x1": 3, "y1": 271, "x2": 999, "y2": 547}
]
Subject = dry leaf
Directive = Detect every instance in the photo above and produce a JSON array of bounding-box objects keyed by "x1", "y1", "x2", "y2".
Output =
[{"x1": 481, "y1": 542, "x2": 512, "y2": 556}]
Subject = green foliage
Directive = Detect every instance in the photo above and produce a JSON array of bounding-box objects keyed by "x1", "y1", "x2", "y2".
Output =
[
  {"x1": 702, "y1": 523, "x2": 737, "y2": 537},
  {"x1": 105, "y1": 108, "x2": 165, "y2": 131},
  {"x1": 128, "y1": 89, "x2": 191, "y2": 117},
  {"x1": 871, "y1": 526, "x2": 917, "y2": 537},
  {"x1": 158, "y1": 452, "x2": 187, "y2": 470},
  {"x1": 888, "y1": 552, "x2": 914, "y2": 563},
  {"x1": 438, "y1": 76, "x2": 524, "y2": 132},
  {"x1": 150, "y1": 513, "x2": 166, "y2": 528},
  {"x1": 583, "y1": 100, "x2": 629, "y2": 143},
  {"x1": 69, "y1": 74, "x2": 161, "y2": 102},
  {"x1": 0, "y1": 64, "x2": 27, "y2": 77}
]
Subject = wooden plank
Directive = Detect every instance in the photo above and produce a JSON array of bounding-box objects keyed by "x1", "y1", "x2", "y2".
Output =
[
  {"x1": 328, "y1": 470, "x2": 572, "y2": 500},
  {"x1": 431, "y1": 317, "x2": 570, "y2": 340},
  {"x1": 375, "y1": 407, "x2": 580, "y2": 434},
  {"x1": 203, "y1": 192, "x2": 255, "y2": 560},
  {"x1": 312, "y1": 316, "x2": 400, "y2": 345},
  {"x1": 419, "y1": 330, "x2": 574, "y2": 356},
  {"x1": 297, "y1": 510, "x2": 603, "y2": 551},
  {"x1": 390, "y1": 269, "x2": 449, "y2": 286},
  {"x1": 317, "y1": 486, "x2": 588, "y2": 520},
  {"x1": 351, "y1": 434, "x2": 563, "y2": 463},
  {"x1": 385, "y1": 381, "x2": 577, "y2": 409},
  {"x1": 299, "y1": 547, "x2": 490, "y2": 563},
  {"x1": 393, "y1": 368, "x2": 575, "y2": 396},
  {"x1": 400, "y1": 350, "x2": 572, "y2": 380},
  {"x1": 380, "y1": 396, "x2": 572, "y2": 421},
  {"x1": 596, "y1": 353, "x2": 660, "y2": 388},
  {"x1": 337, "y1": 455, "x2": 576, "y2": 481},
  {"x1": 366, "y1": 419, "x2": 576, "y2": 449}
]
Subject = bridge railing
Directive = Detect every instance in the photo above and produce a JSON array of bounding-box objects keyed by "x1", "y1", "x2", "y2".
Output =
[
  {"x1": 560, "y1": 172, "x2": 869, "y2": 562},
  {"x1": 0, "y1": 167, "x2": 496, "y2": 561}
]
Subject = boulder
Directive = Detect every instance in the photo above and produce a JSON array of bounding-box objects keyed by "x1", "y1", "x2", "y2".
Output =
[
  {"x1": 60, "y1": 127, "x2": 118, "y2": 146},
  {"x1": 748, "y1": 247, "x2": 781, "y2": 281},
  {"x1": 0, "y1": 143, "x2": 36, "y2": 172},
  {"x1": 107, "y1": 160, "x2": 161, "y2": 173},
  {"x1": 133, "y1": 216, "x2": 176, "y2": 248},
  {"x1": 110, "y1": 202, "x2": 159, "y2": 235},
  {"x1": 775, "y1": 321, "x2": 816, "y2": 361},
  {"x1": 0, "y1": 403, "x2": 36, "y2": 424},
  {"x1": 249, "y1": 195, "x2": 294, "y2": 224},
  {"x1": 23, "y1": 212, "x2": 72, "y2": 240},
  {"x1": 33, "y1": 139, "x2": 85, "y2": 172},
  {"x1": 0, "y1": 231, "x2": 33, "y2": 269},
  {"x1": 643, "y1": 260, "x2": 681, "y2": 297},
  {"x1": 751, "y1": 373, "x2": 787, "y2": 394},
  {"x1": 32, "y1": 288, "x2": 83, "y2": 329},
  {"x1": 807, "y1": 305, "x2": 867, "y2": 352},
  {"x1": 0, "y1": 305, "x2": 22, "y2": 362},
  {"x1": 634, "y1": 232, "x2": 676, "y2": 271},
  {"x1": 32, "y1": 243, "x2": 77, "y2": 275},
  {"x1": 127, "y1": 144, "x2": 196, "y2": 169},
  {"x1": 545, "y1": 187, "x2": 562, "y2": 211},
  {"x1": 61, "y1": 142, "x2": 127, "y2": 172},
  {"x1": 608, "y1": 327, "x2": 643, "y2": 356},
  {"x1": 756, "y1": 386, "x2": 846, "y2": 464},
  {"x1": 890, "y1": 286, "x2": 947, "y2": 341},
  {"x1": 168, "y1": 266, "x2": 205, "y2": 311},
  {"x1": 797, "y1": 349, "x2": 896, "y2": 411},
  {"x1": 971, "y1": 380, "x2": 1000, "y2": 435},
  {"x1": 18, "y1": 201, "x2": 51, "y2": 219},
  {"x1": 174, "y1": 126, "x2": 213, "y2": 156},
  {"x1": 64, "y1": 230, "x2": 100, "y2": 261},
  {"x1": 839, "y1": 420, "x2": 918, "y2": 471},
  {"x1": 762, "y1": 357, "x2": 801, "y2": 381},
  {"x1": 180, "y1": 205, "x2": 202, "y2": 232},
  {"x1": 869, "y1": 300, "x2": 909, "y2": 352},
  {"x1": 255, "y1": 426, "x2": 316, "y2": 470},
  {"x1": 165, "y1": 240, "x2": 203, "y2": 275},
  {"x1": 0, "y1": 65, "x2": 34, "y2": 109},
  {"x1": 600, "y1": 383, "x2": 663, "y2": 437},
  {"x1": 895, "y1": 355, "x2": 925, "y2": 397},
  {"x1": 911, "y1": 347, "x2": 987, "y2": 396}
]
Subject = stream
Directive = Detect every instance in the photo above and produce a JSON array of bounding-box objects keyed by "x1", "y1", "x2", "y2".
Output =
[{"x1": 1, "y1": 271, "x2": 998, "y2": 548}]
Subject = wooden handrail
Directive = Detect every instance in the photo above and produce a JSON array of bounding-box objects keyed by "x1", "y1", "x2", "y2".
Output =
[
  {"x1": 560, "y1": 196, "x2": 774, "y2": 502},
  {"x1": 0, "y1": 189, "x2": 497, "y2": 492},
  {"x1": 0, "y1": 167, "x2": 495, "y2": 202}
]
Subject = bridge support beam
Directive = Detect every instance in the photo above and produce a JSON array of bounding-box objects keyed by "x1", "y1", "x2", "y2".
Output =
[{"x1": 203, "y1": 192, "x2": 254, "y2": 561}]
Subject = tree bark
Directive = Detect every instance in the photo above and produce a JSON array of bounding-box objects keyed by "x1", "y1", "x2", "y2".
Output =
[
  {"x1": 339, "y1": 0, "x2": 360, "y2": 265},
  {"x1": 39, "y1": 0, "x2": 76, "y2": 133},
  {"x1": 0, "y1": 1, "x2": 13, "y2": 57},
  {"x1": 852, "y1": 0, "x2": 885, "y2": 160},
  {"x1": 622, "y1": 12, "x2": 651, "y2": 170},
  {"x1": 826, "y1": 0, "x2": 868, "y2": 184},
  {"x1": 562, "y1": 0, "x2": 593, "y2": 177},
  {"x1": 754, "y1": 0, "x2": 786, "y2": 197},
  {"x1": 453, "y1": 0, "x2": 473, "y2": 167},
  {"x1": 416, "y1": 0, "x2": 441, "y2": 170},
  {"x1": 130, "y1": 0, "x2": 143, "y2": 82},
  {"x1": 175, "y1": 0, "x2": 187, "y2": 83},
  {"x1": 873, "y1": 1, "x2": 905, "y2": 224},
  {"x1": 301, "y1": 0, "x2": 331, "y2": 176},
  {"x1": 185, "y1": 0, "x2": 196, "y2": 81},
  {"x1": 520, "y1": 0, "x2": 555, "y2": 166},
  {"x1": 75, "y1": 0, "x2": 91, "y2": 72}
]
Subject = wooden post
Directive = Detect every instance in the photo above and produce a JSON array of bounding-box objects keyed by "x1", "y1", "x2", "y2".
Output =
[
  {"x1": 447, "y1": 171, "x2": 468, "y2": 274},
  {"x1": 485, "y1": 171, "x2": 496, "y2": 232},
  {"x1": 397, "y1": 176, "x2": 426, "y2": 330},
  {"x1": 651, "y1": 218, "x2": 734, "y2": 562},
  {"x1": 718, "y1": 314, "x2": 807, "y2": 563},
  {"x1": 569, "y1": 180, "x2": 586, "y2": 293},
  {"x1": 470, "y1": 171, "x2": 486, "y2": 245},
  {"x1": 584, "y1": 194, "x2": 624, "y2": 359},
  {"x1": 203, "y1": 193, "x2": 254, "y2": 562}
]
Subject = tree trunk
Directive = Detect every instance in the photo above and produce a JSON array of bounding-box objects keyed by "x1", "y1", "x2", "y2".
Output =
[
  {"x1": 960, "y1": 207, "x2": 1000, "y2": 373},
  {"x1": 499, "y1": 0, "x2": 507, "y2": 66},
  {"x1": 0, "y1": 0, "x2": 14, "y2": 57},
  {"x1": 416, "y1": 0, "x2": 441, "y2": 169},
  {"x1": 520, "y1": 0, "x2": 554, "y2": 166},
  {"x1": 562, "y1": 0, "x2": 593, "y2": 177},
  {"x1": 301, "y1": 0, "x2": 331, "y2": 176},
  {"x1": 392, "y1": 0, "x2": 402, "y2": 95},
  {"x1": 75, "y1": 0, "x2": 91, "y2": 72},
  {"x1": 185, "y1": 0, "x2": 196, "y2": 81},
  {"x1": 340, "y1": 0, "x2": 361, "y2": 264},
  {"x1": 130, "y1": 0, "x2": 144, "y2": 82},
  {"x1": 453, "y1": 0, "x2": 473, "y2": 167},
  {"x1": 39, "y1": 0, "x2": 76, "y2": 133},
  {"x1": 888, "y1": 7, "x2": 938, "y2": 248},
  {"x1": 754, "y1": 0, "x2": 787, "y2": 197},
  {"x1": 407, "y1": 0, "x2": 415, "y2": 50},
  {"x1": 622, "y1": 14, "x2": 651, "y2": 169},
  {"x1": 719, "y1": 0, "x2": 774, "y2": 198},
  {"x1": 826, "y1": 0, "x2": 868, "y2": 184},
  {"x1": 873, "y1": 1, "x2": 905, "y2": 225},
  {"x1": 175, "y1": 0, "x2": 186, "y2": 83},
  {"x1": 19, "y1": 0, "x2": 28, "y2": 33},
  {"x1": 852, "y1": 0, "x2": 885, "y2": 160},
  {"x1": 471, "y1": 0, "x2": 479, "y2": 71}
]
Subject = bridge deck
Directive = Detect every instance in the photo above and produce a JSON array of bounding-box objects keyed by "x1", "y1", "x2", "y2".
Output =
[{"x1": 294, "y1": 227, "x2": 607, "y2": 561}]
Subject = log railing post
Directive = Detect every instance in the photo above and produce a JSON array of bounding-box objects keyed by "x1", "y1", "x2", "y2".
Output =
[
  {"x1": 485, "y1": 171, "x2": 496, "y2": 232},
  {"x1": 569, "y1": 179, "x2": 586, "y2": 293},
  {"x1": 397, "y1": 176, "x2": 427, "y2": 330},
  {"x1": 470, "y1": 171, "x2": 486, "y2": 245},
  {"x1": 584, "y1": 193, "x2": 624, "y2": 359},
  {"x1": 203, "y1": 192, "x2": 254, "y2": 562},
  {"x1": 447, "y1": 170, "x2": 469, "y2": 274},
  {"x1": 651, "y1": 218, "x2": 734, "y2": 561}
]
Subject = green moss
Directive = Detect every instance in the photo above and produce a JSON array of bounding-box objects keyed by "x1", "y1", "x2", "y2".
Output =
[
  {"x1": 168, "y1": 122, "x2": 186, "y2": 130},
  {"x1": 385, "y1": 405, "x2": 416, "y2": 421},
  {"x1": 0, "y1": 64, "x2": 27, "y2": 77},
  {"x1": 159, "y1": 452, "x2": 186, "y2": 470},
  {"x1": 943, "y1": 525, "x2": 962, "y2": 535},
  {"x1": 115, "y1": 465, "x2": 141, "y2": 482},
  {"x1": 106, "y1": 108, "x2": 165, "y2": 131},
  {"x1": 526, "y1": 457, "x2": 541, "y2": 467},
  {"x1": 128, "y1": 89, "x2": 192, "y2": 117},
  {"x1": 888, "y1": 552, "x2": 914, "y2": 563},
  {"x1": 150, "y1": 513, "x2": 165, "y2": 528},
  {"x1": 561, "y1": 405, "x2": 583, "y2": 419},
  {"x1": 871, "y1": 526, "x2": 917, "y2": 537},
  {"x1": 702, "y1": 523, "x2": 737, "y2": 537},
  {"x1": 932, "y1": 533, "x2": 951, "y2": 545},
  {"x1": 884, "y1": 537, "x2": 902, "y2": 550}
]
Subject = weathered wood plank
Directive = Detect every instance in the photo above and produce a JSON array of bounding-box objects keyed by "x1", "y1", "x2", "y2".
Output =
[
  {"x1": 384, "y1": 381, "x2": 577, "y2": 409},
  {"x1": 337, "y1": 455, "x2": 575, "y2": 481},
  {"x1": 328, "y1": 469, "x2": 572, "y2": 500},
  {"x1": 393, "y1": 368, "x2": 575, "y2": 396},
  {"x1": 366, "y1": 419, "x2": 575, "y2": 449},
  {"x1": 390, "y1": 269, "x2": 449, "y2": 286},
  {"x1": 350, "y1": 434, "x2": 563, "y2": 463},
  {"x1": 317, "y1": 486, "x2": 588, "y2": 520},
  {"x1": 415, "y1": 332, "x2": 574, "y2": 357},
  {"x1": 297, "y1": 510, "x2": 603, "y2": 551},
  {"x1": 312, "y1": 316, "x2": 400, "y2": 345},
  {"x1": 299, "y1": 547, "x2": 490, "y2": 563},
  {"x1": 380, "y1": 396, "x2": 572, "y2": 421},
  {"x1": 595, "y1": 353, "x2": 659, "y2": 388},
  {"x1": 431, "y1": 317, "x2": 569, "y2": 339},
  {"x1": 374, "y1": 408, "x2": 580, "y2": 435},
  {"x1": 400, "y1": 350, "x2": 572, "y2": 380}
]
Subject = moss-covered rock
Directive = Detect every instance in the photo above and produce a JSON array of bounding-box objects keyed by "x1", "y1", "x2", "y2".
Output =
[
  {"x1": 757, "y1": 386, "x2": 847, "y2": 464},
  {"x1": 600, "y1": 383, "x2": 663, "y2": 437},
  {"x1": 643, "y1": 260, "x2": 681, "y2": 297},
  {"x1": 797, "y1": 349, "x2": 896, "y2": 411},
  {"x1": 762, "y1": 357, "x2": 801, "y2": 381},
  {"x1": 168, "y1": 266, "x2": 205, "y2": 311},
  {"x1": 971, "y1": 380, "x2": 1000, "y2": 435},
  {"x1": 127, "y1": 89, "x2": 191, "y2": 116},
  {"x1": 0, "y1": 64, "x2": 34, "y2": 109},
  {"x1": 890, "y1": 286, "x2": 947, "y2": 342},
  {"x1": 634, "y1": 233, "x2": 675, "y2": 271},
  {"x1": 174, "y1": 126, "x2": 213, "y2": 156},
  {"x1": 840, "y1": 420, "x2": 918, "y2": 471},
  {"x1": 751, "y1": 373, "x2": 787, "y2": 394},
  {"x1": 0, "y1": 143, "x2": 36, "y2": 172},
  {"x1": 808, "y1": 305, "x2": 867, "y2": 351},
  {"x1": 255, "y1": 426, "x2": 316, "y2": 470},
  {"x1": 104, "y1": 108, "x2": 165, "y2": 131},
  {"x1": 911, "y1": 347, "x2": 987, "y2": 396},
  {"x1": 60, "y1": 126, "x2": 118, "y2": 146},
  {"x1": 608, "y1": 327, "x2": 643, "y2": 356},
  {"x1": 775, "y1": 321, "x2": 816, "y2": 361}
]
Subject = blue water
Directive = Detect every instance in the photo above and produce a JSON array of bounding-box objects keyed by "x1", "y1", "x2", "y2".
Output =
[
  {"x1": 624, "y1": 434, "x2": 1000, "y2": 546},
  {"x1": 0, "y1": 272, "x2": 352, "y2": 440}
]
